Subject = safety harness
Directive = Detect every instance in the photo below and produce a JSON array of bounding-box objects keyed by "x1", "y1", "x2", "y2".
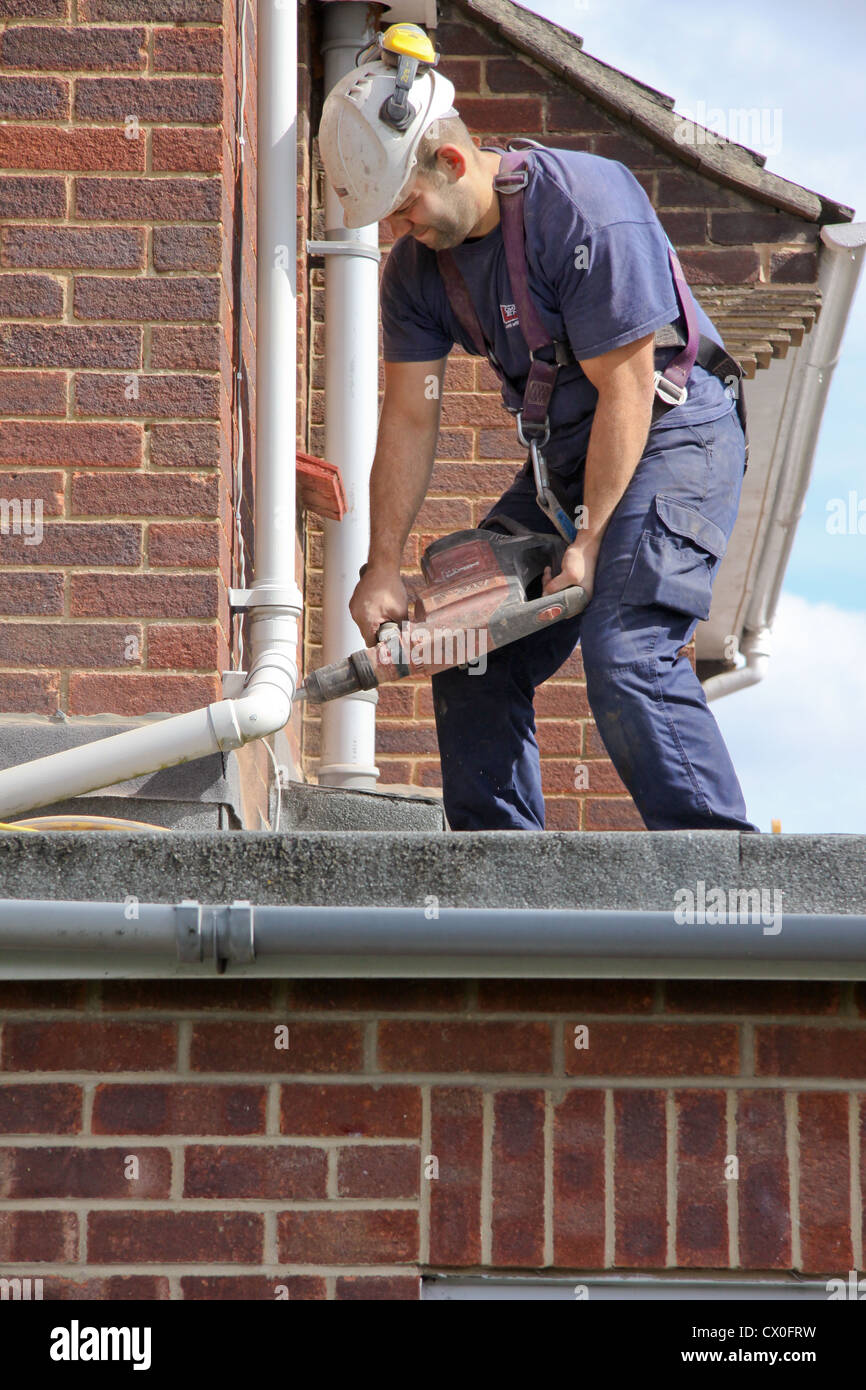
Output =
[{"x1": 437, "y1": 141, "x2": 750, "y2": 542}]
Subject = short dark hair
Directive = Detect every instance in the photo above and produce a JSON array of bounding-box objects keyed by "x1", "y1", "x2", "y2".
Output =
[{"x1": 414, "y1": 113, "x2": 475, "y2": 178}]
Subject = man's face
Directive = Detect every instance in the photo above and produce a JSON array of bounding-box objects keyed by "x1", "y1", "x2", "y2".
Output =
[{"x1": 382, "y1": 164, "x2": 479, "y2": 250}]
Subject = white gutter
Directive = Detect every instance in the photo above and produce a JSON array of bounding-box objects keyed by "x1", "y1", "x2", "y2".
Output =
[
  {"x1": 311, "y1": 0, "x2": 382, "y2": 789},
  {"x1": 704, "y1": 222, "x2": 866, "y2": 701},
  {"x1": 0, "y1": 2, "x2": 303, "y2": 821},
  {"x1": 0, "y1": 899, "x2": 864, "y2": 979}
]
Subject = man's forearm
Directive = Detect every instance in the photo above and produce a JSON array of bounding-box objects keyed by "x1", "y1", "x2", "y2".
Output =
[
  {"x1": 576, "y1": 382, "x2": 654, "y2": 554},
  {"x1": 367, "y1": 401, "x2": 440, "y2": 568}
]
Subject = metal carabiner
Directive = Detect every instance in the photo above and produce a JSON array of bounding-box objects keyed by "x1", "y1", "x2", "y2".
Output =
[
  {"x1": 528, "y1": 437, "x2": 577, "y2": 545},
  {"x1": 515, "y1": 409, "x2": 550, "y2": 452}
]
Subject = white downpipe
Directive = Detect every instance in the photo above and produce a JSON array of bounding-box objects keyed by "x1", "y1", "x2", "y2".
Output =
[
  {"x1": 316, "y1": 1, "x2": 380, "y2": 789},
  {"x1": 704, "y1": 222, "x2": 866, "y2": 703},
  {"x1": 0, "y1": 0, "x2": 303, "y2": 821}
]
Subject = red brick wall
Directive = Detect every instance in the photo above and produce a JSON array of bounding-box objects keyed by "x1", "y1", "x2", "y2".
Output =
[
  {"x1": 0, "y1": 976, "x2": 861, "y2": 1295},
  {"x1": 303, "y1": 1, "x2": 815, "y2": 829},
  {"x1": 0, "y1": 0, "x2": 310, "y2": 824}
]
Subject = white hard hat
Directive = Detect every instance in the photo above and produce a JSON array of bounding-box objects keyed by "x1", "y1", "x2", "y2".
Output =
[{"x1": 319, "y1": 57, "x2": 458, "y2": 229}]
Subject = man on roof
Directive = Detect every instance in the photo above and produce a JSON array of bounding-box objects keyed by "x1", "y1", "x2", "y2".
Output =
[{"x1": 317, "y1": 24, "x2": 759, "y2": 834}]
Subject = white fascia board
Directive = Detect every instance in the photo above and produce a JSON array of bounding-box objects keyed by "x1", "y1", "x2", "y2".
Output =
[{"x1": 698, "y1": 223, "x2": 866, "y2": 685}]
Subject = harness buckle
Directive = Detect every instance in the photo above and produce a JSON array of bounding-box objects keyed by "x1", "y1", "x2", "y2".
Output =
[
  {"x1": 493, "y1": 169, "x2": 529, "y2": 194},
  {"x1": 515, "y1": 410, "x2": 550, "y2": 450},
  {"x1": 653, "y1": 370, "x2": 688, "y2": 408}
]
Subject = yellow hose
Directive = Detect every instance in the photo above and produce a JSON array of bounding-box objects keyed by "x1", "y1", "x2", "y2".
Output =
[{"x1": 0, "y1": 814, "x2": 171, "y2": 833}]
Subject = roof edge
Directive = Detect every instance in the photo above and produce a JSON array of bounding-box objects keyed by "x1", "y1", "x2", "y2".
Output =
[{"x1": 450, "y1": 0, "x2": 855, "y2": 224}]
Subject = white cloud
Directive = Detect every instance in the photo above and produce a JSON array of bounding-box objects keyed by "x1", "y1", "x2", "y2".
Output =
[{"x1": 712, "y1": 592, "x2": 866, "y2": 831}]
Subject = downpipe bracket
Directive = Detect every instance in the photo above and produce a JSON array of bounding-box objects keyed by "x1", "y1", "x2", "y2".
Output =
[
  {"x1": 306, "y1": 239, "x2": 381, "y2": 264},
  {"x1": 229, "y1": 586, "x2": 304, "y2": 612}
]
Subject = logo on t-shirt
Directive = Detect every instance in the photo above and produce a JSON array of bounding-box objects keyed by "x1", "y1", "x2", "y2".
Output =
[{"x1": 500, "y1": 303, "x2": 519, "y2": 328}]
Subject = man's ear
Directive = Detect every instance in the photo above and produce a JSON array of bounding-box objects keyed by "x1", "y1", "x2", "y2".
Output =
[{"x1": 435, "y1": 143, "x2": 469, "y2": 181}]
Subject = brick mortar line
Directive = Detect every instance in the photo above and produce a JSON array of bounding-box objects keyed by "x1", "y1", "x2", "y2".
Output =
[
  {"x1": 81, "y1": 1078, "x2": 95, "y2": 1136},
  {"x1": 543, "y1": 1088, "x2": 553, "y2": 1266},
  {"x1": 2, "y1": 1072, "x2": 864, "y2": 1089},
  {"x1": 0, "y1": 1264, "x2": 421, "y2": 1277},
  {"x1": 0, "y1": 1199, "x2": 422, "y2": 1211},
  {"x1": 481, "y1": 1091, "x2": 492, "y2": 1266},
  {"x1": 850, "y1": 1093, "x2": 862, "y2": 1272},
  {"x1": 5, "y1": 107, "x2": 223, "y2": 123},
  {"x1": 1, "y1": 1009, "x2": 858, "y2": 1024},
  {"x1": 552, "y1": 1015, "x2": 565, "y2": 1078},
  {"x1": 17, "y1": 172, "x2": 222, "y2": 180},
  {"x1": 325, "y1": 1147, "x2": 337, "y2": 1201},
  {"x1": 0, "y1": 569, "x2": 216, "y2": 578},
  {"x1": 0, "y1": 603, "x2": 218, "y2": 614},
  {"x1": 0, "y1": 220, "x2": 220, "y2": 230},
  {"x1": 265, "y1": 1078, "x2": 279, "y2": 1137},
  {"x1": 78, "y1": 1197, "x2": 86, "y2": 1263},
  {"x1": 727, "y1": 1090, "x2": 739, "y2": 1267},
  {"x1": 840, "y1": 981, "x2": 858, "y2": 1018},
  {"x1": 362, "y1": 1019, "x2": 376, "y2": 1074},
  {"x1": 0, "y1": 114, "x2": 226, "y2": 126},
  {"x1": 741, "y1": 1020, "x2": 755, "y2": 1076},
  {"x1": 22, "y1": 369, "x2": 223, "y2": 378},
  {"x1": 666, "y1": 1089, "x2": 676, "y2": 1267},
  {"x1": 169, "y1": 1140, "x2": 182, "y2": 1201},
  {"x1": 2, "y1": 413, "x2": 222, "y2": 425},
  {"x1": 2, "y1": 271, "x2": 218, "y2": 283},
  {"x1": 419, "y1": 1085, "x2": 431, "y2": 1266},
  {"x1": 604, "y1": 1087, "x2": 614, "y2": 1267},
  {"x1": 263, "y1": 1208, "x2": 277, "y2": 1267},
  {"x1": 176, "y1": 1018, "x2": 191, "y2": 1074},
  {"x1": 785, "y1": 1091, "x2": 801, "y2": 1269},
  {"x1": 0, "y1": 23, "x2": 223, "y2": 32}
]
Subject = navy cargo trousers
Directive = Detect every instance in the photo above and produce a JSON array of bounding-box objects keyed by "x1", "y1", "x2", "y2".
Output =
[{"x1": 431, "y1": 400, "x2": 759, "y2": 832}]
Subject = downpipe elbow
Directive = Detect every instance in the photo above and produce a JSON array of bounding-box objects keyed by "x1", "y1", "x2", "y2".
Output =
[
  {"x1": 205, "y1": 606, "x2": 301, "y2": 749},
  {"x1": 233, "y1": 647, "x2": 299, "y2": 741}
]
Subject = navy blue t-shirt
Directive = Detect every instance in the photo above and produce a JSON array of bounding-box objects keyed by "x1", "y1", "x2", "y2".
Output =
[{"x1": 380, "y1": 146, "x2": 737, "y2": 475}]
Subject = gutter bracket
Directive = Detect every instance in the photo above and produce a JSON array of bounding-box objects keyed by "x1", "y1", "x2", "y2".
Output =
[
  {"x1": 176, "y1": 900, "x2": 203, "y2": 963},
  {"x1": 214, "y1": 900, "x2": 255, "y2": 972}
]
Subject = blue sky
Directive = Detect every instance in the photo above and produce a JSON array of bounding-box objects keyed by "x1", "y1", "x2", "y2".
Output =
[{"x1": 524, "y1": 0, "x2": 866, "y2": 832}]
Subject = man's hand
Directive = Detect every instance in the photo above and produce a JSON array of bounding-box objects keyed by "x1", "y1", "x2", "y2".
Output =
[
  {"x1": 349, "y1": 562, "x2": 410, "y2": 648},
  {"x1": 542, "y1": 537, "x2": 598, "y2": 605}
]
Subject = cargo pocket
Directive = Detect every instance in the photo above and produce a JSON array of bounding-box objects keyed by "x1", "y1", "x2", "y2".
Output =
[{"x1": 621, "y1": 494, "x2": 728, "y2": 621}]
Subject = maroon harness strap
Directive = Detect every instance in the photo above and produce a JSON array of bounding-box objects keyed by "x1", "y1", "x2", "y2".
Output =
[
  {"x1": 438, "y1": 149, "x2": 559, "y2": 436},
  {"x1": 661, "y1": 244, "x2": 699, "y2": 393},
  {"x1": 436, "y1": 249, "x2": 487, "y2": 358}
]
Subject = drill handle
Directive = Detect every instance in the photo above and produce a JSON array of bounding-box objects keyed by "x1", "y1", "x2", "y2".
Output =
[{"x1": 487, "y1": 585, "x2": 589, "y2": 647}]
